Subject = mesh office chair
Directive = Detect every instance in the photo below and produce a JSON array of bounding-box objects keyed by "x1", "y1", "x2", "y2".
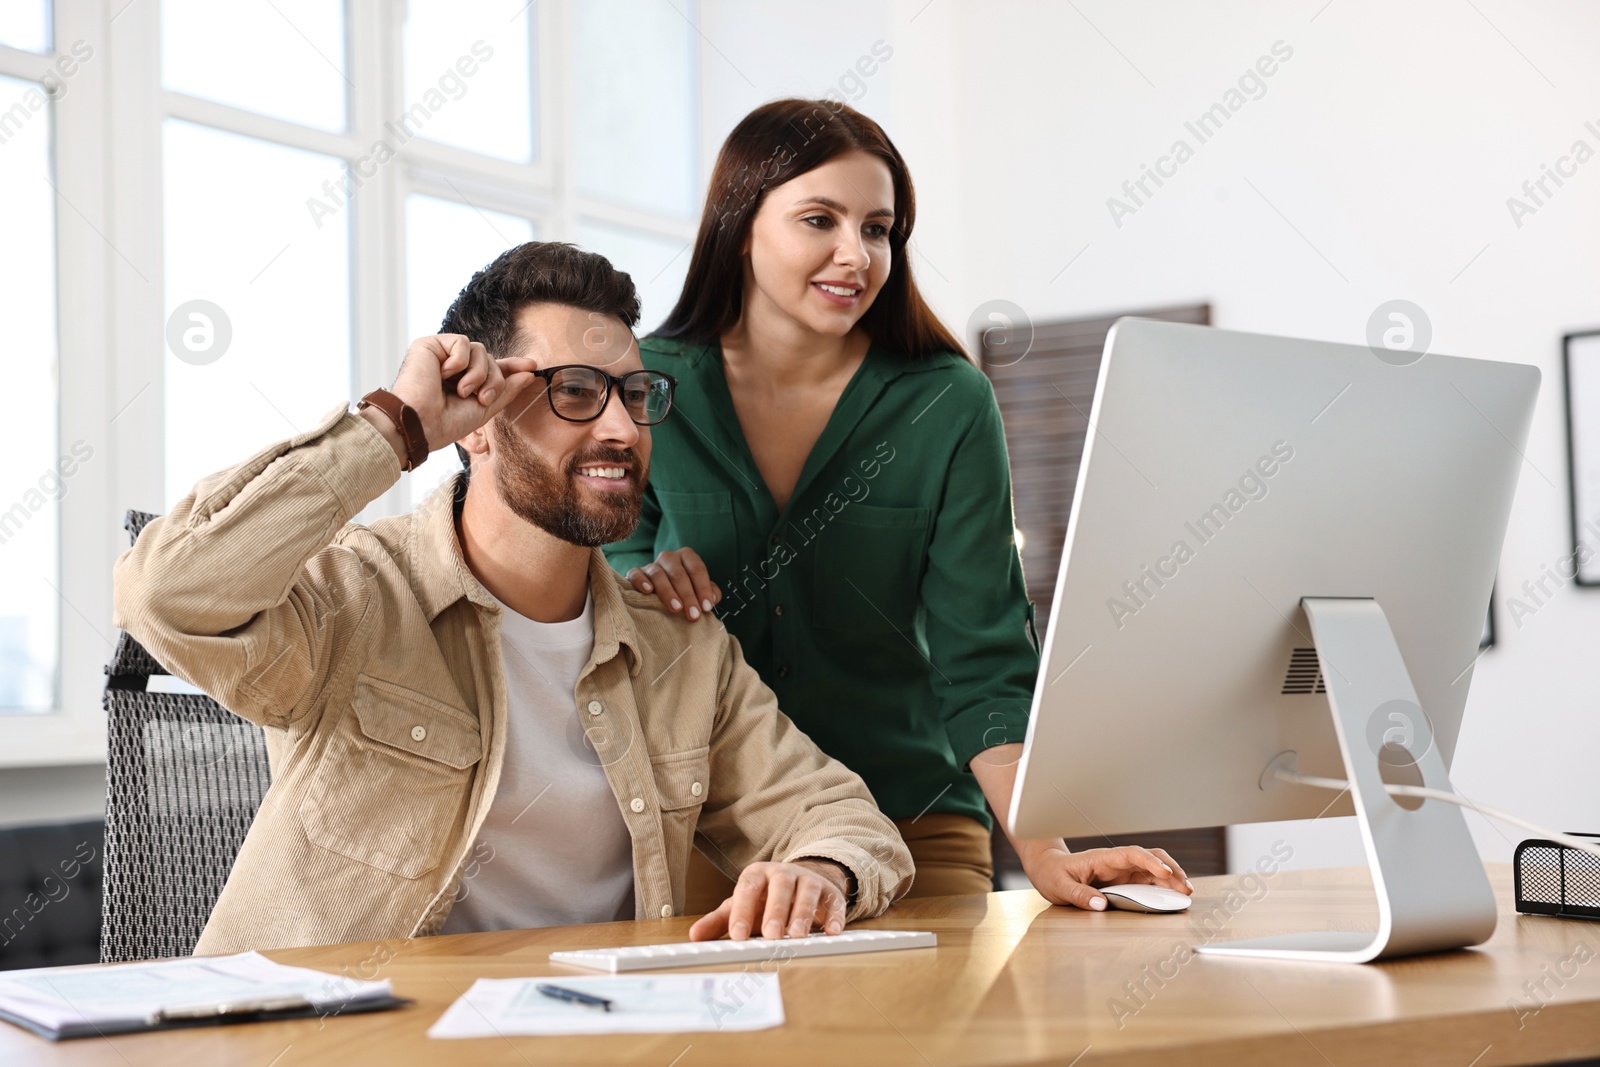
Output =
[{"x1": 101, "y1": 509, "x2": 272, "y2": 962}]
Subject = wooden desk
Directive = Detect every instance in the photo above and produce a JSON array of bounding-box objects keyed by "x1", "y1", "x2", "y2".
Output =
[{"x1": 4, "y1": 864, "x2": 1599, "y2": 1066}]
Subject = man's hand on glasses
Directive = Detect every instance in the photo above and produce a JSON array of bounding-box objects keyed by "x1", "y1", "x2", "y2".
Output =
[{"x1": 385, "y1": 334, "x2": 542, "y2": 459}]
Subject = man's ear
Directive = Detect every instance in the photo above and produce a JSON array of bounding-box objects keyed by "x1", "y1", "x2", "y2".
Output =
[{"x1": 460, "y1": 423, "x2": 492, "y2": 466}]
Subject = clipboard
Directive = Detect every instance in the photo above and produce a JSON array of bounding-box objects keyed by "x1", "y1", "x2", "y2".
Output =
[
  {"x1": 0, "y1": 951, "x2": 410, "y2": 1042},
  {"x1": 0, "y1": 991, "x2": 412, "y2": 1041}
]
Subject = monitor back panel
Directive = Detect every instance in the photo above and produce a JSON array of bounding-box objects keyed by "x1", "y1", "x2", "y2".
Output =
[{"x1": 1010, "y1": 317, "x2": 1538, "y2": 839}]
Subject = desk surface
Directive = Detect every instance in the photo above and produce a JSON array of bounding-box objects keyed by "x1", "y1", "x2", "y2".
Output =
[{"x1": 4, "y1": 864, "x2": 1599, "y2": 1066}]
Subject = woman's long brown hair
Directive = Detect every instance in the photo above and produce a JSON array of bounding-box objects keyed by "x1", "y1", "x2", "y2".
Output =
[{"x1": 655, "y1": 98, "x2": 964, "y2": 359}]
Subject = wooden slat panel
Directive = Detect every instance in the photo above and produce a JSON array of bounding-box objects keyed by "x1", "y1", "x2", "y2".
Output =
[
  {"x1": 982, "y1": 304, "x2": 1210, "y2": 629},
  {"x1": 982, "y1": 305, "x2": 1218, "y2": 879}
]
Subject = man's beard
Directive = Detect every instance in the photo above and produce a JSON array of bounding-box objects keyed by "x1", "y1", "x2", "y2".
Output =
[{"x1": 491, "y1": 420, "x2": 646, "y2": 547}]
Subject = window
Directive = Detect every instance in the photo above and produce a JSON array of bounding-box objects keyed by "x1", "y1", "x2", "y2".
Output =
[
  {"x1": 403, "y1": 193, "x2": 536, "y2": 501},
  {"x1": 2, "y1": 0, "x2": 700, "y2": 762},
  {"x1": 401, "y1": 1, "x2": 534, "y2": 162},
  {"x1": 0, "y1": 71, "x2": 60, "y2": 713},
  {"x1": 161, "y1": 120, "x2": 353, "y2": 503},
  {"x1": 575, "y1": 220, "x2": 691, "y2": 337},
  {"x1": 570, "y1": 0, "x2": 696, "y2": 217},
  {"x1": 161, "y1": 0, "x2": 347, "y2": 132},
  {"x1": 0, "y1": 2, "x2": 52, "y2": 54}
]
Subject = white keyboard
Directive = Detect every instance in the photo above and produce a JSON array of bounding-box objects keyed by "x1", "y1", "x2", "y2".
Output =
[{"x1": 548, "y1": 929, "x2": 937, "y2": 973}]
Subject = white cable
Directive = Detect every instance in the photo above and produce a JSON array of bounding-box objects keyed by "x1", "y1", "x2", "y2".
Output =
[
  {"x1": 1282, "y1": 771, "x2": 1351, "y2": 793},
  {"x1": 1273, "y1": 768, "x2": 1600, "y2": 863}
]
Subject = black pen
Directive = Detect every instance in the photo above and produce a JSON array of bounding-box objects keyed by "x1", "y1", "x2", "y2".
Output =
[{"x1": 535, "y1": 982, "x2": 613, "y2": 1012}]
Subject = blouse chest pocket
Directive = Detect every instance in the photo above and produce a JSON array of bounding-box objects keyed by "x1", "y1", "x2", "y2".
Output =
[
  {"x1": 813, "y1": 504, "x2": 931, "y2": 633},
  {"x1": 299, "y1": 674, "x2": 482, "y2": 879}
]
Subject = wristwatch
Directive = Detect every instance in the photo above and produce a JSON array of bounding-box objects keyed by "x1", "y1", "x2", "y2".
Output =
[{"x1": 357, "y1": 388, "x2": 429, "y2": 472}]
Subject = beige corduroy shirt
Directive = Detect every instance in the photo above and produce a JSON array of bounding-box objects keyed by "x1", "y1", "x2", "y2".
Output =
[{"x1": 112, "y1": 402, "x2": 914, "y2": 955}]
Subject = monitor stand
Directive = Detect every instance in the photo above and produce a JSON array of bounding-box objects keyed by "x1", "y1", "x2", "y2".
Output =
[{"x1": 1194, "y1": 597, "x2": 1498, "y2": 963}]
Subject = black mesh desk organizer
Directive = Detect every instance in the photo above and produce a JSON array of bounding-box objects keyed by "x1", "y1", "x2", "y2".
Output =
[
  {"x1": 101, "y1": 509, "x2": 272, "y2": 962},
  {"x1": 1515, "y1": 835, "x2": 1600, "y2": 922}
]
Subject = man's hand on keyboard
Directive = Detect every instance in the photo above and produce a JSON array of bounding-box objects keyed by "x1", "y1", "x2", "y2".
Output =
[{"x1": 688, "y1": 860, "x2": 850, "y2": 942}]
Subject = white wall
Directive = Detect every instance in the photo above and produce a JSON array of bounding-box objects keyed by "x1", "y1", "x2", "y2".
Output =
[
  {"x1": 698, "y1": 2, "x2": 899, "y2": 180},
  {"x1": 880, "y1": 0, "x2": 1600, "y2": 870},
  {"x1": 0, "y1": 764, "x2": 104, "y2": 829}
]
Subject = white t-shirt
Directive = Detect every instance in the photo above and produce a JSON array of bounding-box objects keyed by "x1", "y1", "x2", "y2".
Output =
[{"x1": 440, "y1": 589, "x2": 636, "y2": 933}]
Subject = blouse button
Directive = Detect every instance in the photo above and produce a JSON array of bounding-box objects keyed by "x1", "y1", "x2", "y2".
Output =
[
  {"x1": 690, "y1": 781, "x2": 703, "y2": 797},
  {"x1": 630, "y1": 797, "x2": 646, "y2": 813},
  {"x1": 587, "y1": 700, "x2": 603, "y2": 716},
  {"x1": 410, "y1": 725, "x2": 427, "y2": 742},
  {"x1": 660, "y1": 904, "x2": 674, "y2": 918}
]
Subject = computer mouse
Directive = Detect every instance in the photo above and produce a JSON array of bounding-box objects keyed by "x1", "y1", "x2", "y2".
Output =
[{"x1": 1099, "y1": 883, "x2": 1192, "y2": 913}]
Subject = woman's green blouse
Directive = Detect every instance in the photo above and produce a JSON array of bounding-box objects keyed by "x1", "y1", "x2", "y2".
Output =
[{"x1": 605, "y1": 335, "x2": 1041, "y2": 828}]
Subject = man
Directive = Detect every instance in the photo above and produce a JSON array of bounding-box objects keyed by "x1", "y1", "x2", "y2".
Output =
[{"x1": 114, "y1": 242, "x2": 914, "y2": 955}]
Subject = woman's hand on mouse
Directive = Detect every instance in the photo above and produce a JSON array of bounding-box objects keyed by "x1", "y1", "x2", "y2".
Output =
[
  {"x1": 1017, "y1": 843, "x2": 1193, "y2": 912},
  {"x1": 626, "y1": 547, "x2": 722, "y2": 621}
]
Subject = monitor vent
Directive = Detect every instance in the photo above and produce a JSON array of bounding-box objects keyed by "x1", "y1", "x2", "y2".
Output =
[{"x1": 1281, "y1": 648, "x2": 1326, "y2": 694}]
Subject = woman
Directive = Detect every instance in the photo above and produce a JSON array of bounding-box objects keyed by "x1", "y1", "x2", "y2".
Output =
[{"x1": 605, "y1": 98, "x2": 1191, "y2": 914}]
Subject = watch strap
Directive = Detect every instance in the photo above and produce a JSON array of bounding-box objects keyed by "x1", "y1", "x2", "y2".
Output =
[{"x1": 357, "y1": 388, "x2": 429, "y2": 472}]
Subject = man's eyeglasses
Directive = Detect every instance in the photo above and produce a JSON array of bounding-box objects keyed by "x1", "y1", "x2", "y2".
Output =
[{"x1": 529, "y1": 365, "x2": 677, "y2": 426}]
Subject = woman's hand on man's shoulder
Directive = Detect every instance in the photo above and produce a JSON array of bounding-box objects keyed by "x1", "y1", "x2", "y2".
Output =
[{"x1": 626, "y1": 546, "x2": 722, "y2": 621}]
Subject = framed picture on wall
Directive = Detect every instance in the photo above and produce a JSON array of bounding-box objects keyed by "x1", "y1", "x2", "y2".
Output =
[{"x1": 1562, "y1": 330, "x2": 1600, "y2": 585}]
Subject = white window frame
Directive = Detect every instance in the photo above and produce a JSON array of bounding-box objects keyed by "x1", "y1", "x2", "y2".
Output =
[
  {"x1": 0, "y1": 1, "x2": 115, "y2": 768},
  {"x1": 0, "y1": 0, "x2": 700, "y2": 767}
]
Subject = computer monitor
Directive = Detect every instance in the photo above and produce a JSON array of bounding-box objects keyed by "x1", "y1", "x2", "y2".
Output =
[{"x1": 1007, "y1": 317, "x2": 1540, "y2": 962}]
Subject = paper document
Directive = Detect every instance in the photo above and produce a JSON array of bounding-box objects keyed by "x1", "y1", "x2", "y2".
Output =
[
  {"x1": 428, "y1": 973, "x2": 785, "y2": 1038},
  {"x1": 0, "y1": 951, "x2": 393, "y2": 1039}
]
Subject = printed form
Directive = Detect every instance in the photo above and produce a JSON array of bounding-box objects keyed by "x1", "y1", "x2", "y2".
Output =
[{"x1": 429, "y1": 972, "x2": 785, "y2": 1037}]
